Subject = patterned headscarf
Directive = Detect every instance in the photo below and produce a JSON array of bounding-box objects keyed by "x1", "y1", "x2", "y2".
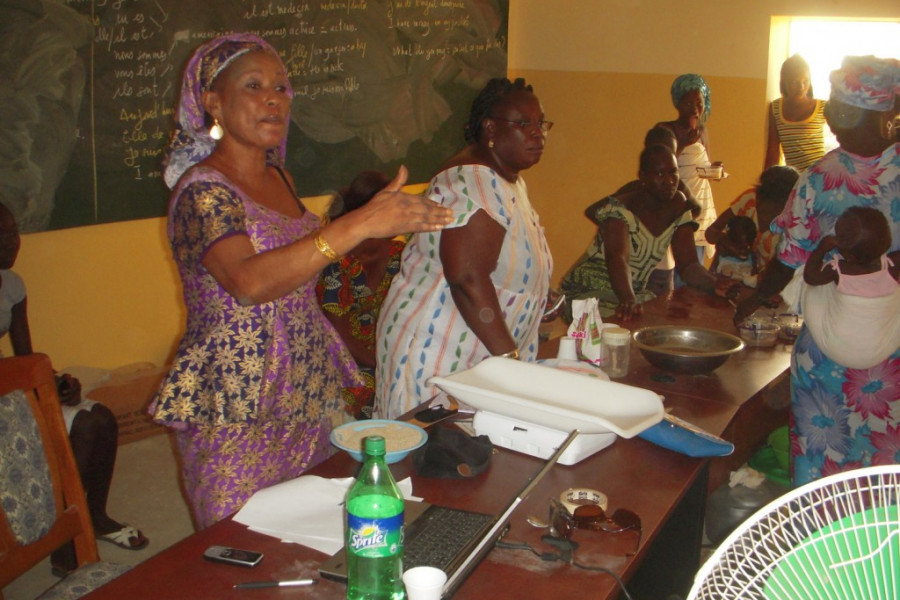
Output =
[
  {"x1": 163, "y1": 33, "x2": 293, "y2": 189},
  {"x1": 829, "y1": 55, "x2": 900, "y2": 112},
  {"x1": 670, "y1": 73, "x2": 712, "y2": 122}
]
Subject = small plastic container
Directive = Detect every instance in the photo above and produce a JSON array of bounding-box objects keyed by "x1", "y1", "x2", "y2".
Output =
[
  {"x1": 738, "y1": 316, "x2": 780, "y2": 348},
  {"x1": 601, "y1": 327, "x2": 631, "y2": 378},
  {"x1": 776, "y1": 313, "x2": 804, "y2": 343},
  {"x1": 557, "y1": 336, "x2": 578, "y2": 360}
]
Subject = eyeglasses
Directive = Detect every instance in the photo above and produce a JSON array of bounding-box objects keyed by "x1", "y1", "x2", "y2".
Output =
[
  {"x1": 489, "y1": 117, "x2": 554, "y2": 133},
  {"x1": 549, "y1": 498, "x2": 642, "y2": 555}
]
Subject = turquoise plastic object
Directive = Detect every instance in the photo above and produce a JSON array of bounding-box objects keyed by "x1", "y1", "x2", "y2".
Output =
[{"x1": 638, "y1": 413, "x2": 734, "y2": 457}]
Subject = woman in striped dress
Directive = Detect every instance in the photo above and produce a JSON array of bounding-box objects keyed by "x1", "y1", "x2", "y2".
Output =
[
  {"x1": 375, "y1": 78, "x2": 553, "y2": 419},
  {"x1": 764, "y1": 54, "x2": 827, "y2": 172}
]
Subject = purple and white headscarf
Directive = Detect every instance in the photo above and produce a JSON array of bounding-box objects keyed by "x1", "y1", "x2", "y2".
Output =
[
  {"x1": 829, "y1": 55, "x2": 900, "y2": 113},
  {"x1": 163, "y1": 33, "x2": 293, "y2": 189}
]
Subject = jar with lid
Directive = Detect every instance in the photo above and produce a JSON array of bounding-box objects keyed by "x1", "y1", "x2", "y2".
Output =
[{"x1": 601, "y1": 327, "x2": 631, "y2": 378}]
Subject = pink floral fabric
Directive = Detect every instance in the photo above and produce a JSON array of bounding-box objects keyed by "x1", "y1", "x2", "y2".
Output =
[{"x1": 774, "y1": 143, "x2": 900, "y2": 487}]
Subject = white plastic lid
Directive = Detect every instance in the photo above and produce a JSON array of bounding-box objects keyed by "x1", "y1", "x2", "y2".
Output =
[{"x1": 601, "y1": 326, "x2": 631, "y2": 344}]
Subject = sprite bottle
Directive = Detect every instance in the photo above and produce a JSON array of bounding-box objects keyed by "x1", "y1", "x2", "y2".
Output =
[{"x1": 346, "y1": 435, "x2": 405, "y2": 600}]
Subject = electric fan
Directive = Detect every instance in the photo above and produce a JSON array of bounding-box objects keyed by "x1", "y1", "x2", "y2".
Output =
[{"x1": 688, "y1": 465, "x2": 900, "y2": 600}]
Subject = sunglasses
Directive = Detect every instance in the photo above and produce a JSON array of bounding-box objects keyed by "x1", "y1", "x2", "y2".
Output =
[{"x1": 549, "y1": 498, "x2": 642, "y2": 555}]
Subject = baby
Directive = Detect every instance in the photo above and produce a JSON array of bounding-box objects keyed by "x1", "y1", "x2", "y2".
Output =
[
  {"x1": 711, "y1": 215, "x2": 758, "y2": 284},
  {"x1": 804, "y1": 206, "x2": 900, "y2": 287},
  {"x1": 801, "y1": 206, "x2": 900, "y2": 369}
]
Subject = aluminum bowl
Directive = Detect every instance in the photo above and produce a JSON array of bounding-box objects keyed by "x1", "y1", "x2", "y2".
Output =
[{"x1": 632, "y1": 326, "x2": 745, "y2": 375}]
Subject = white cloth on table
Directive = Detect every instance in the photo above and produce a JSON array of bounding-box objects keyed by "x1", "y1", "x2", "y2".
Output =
[{"x1": 233, "y1": 475, "x2": 415, "y2": 555}]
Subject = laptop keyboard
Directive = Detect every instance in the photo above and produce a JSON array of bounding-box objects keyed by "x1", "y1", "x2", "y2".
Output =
[{"x1": 403, "y1": 506, "x2": 495, "y2": 571}]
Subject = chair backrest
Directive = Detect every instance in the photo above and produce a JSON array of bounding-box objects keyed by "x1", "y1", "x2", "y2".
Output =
[{"x1": 0, "y1": 354, "x2": 100, "y2": 590}]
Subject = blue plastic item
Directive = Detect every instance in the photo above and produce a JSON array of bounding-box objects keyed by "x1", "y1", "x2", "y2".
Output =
[{"x1": 638, "y1": 413, "x2": 734, "y2": 457}]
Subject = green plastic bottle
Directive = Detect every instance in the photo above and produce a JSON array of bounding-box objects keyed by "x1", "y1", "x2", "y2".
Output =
[{"x1": 346, "y1": 435, "x2": 405, "y2": 600}]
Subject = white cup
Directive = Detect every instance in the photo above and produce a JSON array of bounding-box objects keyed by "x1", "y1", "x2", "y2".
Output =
[
  {"x1": 557, "y1": 336, "x2": 578, "y2": 360},
  {"x1": 403, "y1": 566, "x2": 447, "y2": 600}
]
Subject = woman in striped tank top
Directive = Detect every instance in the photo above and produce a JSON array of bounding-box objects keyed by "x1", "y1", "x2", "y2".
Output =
[{"x1": 764, "y1": 54, "x2": 827, "y2": 172}]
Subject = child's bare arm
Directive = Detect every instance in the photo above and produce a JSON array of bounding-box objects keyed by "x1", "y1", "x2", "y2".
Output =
[{"x1": 804, "y1": 235, "x2": 839, "y2": 286}]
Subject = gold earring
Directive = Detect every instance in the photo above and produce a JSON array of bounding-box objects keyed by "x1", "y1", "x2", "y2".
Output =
[
  {"x1": 209, "y1": 118, "x2": 223, "y2": 140},
  {"x1": 488, "y1": 139, "x2": 494, "y2": 148}
]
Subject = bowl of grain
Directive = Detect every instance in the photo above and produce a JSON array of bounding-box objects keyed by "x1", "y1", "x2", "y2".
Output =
[{"x1": 330, "y1": 419, "x2": 427, "y2": 464}]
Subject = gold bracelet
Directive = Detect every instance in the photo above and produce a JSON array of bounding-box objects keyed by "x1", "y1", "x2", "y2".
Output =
[
  {"x1": 496, "y1": 348, "x2": 519, "y2": 360},
  {"x1": 313, "y1": 231, "x2": 340, "y2": 261}
]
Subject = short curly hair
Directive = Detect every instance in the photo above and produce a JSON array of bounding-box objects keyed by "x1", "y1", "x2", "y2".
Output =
[
  {"x1": 464, "y1": 77, "x2": 534, "y2": 145},
  {"x1": 836, "y1": 206, "x2": 892, "y2": 264},
  {"x1": 757, "y1": 165, "x2": 799, "y2": 204}
]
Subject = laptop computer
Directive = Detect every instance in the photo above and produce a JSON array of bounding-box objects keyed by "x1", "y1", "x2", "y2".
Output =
[{"x1": 318, "y1": 429, "x2": 578, "y2": 598}]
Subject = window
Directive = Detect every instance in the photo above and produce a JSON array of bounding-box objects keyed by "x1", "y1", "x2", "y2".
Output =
[
  {"x1": 768, "y1": 17, "x2": 900, "y2": 151},
  {"x1": 786, "y1": 19, "x2": 900, "y2": 102}
]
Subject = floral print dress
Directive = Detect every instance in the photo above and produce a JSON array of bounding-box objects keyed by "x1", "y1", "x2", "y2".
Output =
[
  {"x1": 316, "y1": 239, "x2": 405, "y2": 419},
  {"x1": 151, "y1": 166, "x2": 361, "y2": 528},
  {"x1": 771, "y1": 143, "x2": 900, "y2": 487}
]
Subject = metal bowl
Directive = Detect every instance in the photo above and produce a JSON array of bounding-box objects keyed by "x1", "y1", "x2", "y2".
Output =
[{"x1": 632, "y1": 326, "x2": 745, "y2": 375}]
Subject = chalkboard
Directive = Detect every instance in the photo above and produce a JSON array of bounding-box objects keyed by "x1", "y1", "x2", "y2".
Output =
[{"x1": 2, "y1": 0, "x2": 508, "y2": 232}]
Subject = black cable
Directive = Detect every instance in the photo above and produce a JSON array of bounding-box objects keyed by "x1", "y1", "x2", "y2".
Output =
[
  {"x1": 494, "y1": 539, "x2": 635, "y2": 600},
  {"x1": 571, "y1": 559, "x2": 635, "y2": 600}
]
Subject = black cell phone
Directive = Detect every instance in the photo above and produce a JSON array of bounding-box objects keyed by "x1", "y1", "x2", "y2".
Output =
[{"x1": 203, "y1": 545, "x2": 264, "y2": 567}]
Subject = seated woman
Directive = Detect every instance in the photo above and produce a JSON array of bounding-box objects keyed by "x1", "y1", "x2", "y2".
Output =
[
  {"x1": 704, "y1": 165, "x2": 798, "y2": 284},
  {"x1": 585, "y1": 125, "x2": 701, "y2": 297},
  {"x1": 0, "y1": 201, "x2": 147, "y2": 576},
  {"x1": 316, "y1": 171, "x2": 406, "y2": 420},
  {"x1": 560, "y1": 145, "x2": 719, "y2": 321}
]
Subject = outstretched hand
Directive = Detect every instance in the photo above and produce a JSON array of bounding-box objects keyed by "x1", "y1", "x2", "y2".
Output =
[
  {"x1": 714, "y1": 277, "x2": 742, "y2": 301},
  {"x1": 359, "y1": 166, "x2": 453, "y2": 239},
  {"x1": 614, "y1": 300, "x2": 643, "y2": 321}
]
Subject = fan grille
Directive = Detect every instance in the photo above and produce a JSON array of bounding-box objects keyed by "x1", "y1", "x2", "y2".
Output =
[{"x1": 690, "y1": 466, "x2": 900, "y2": 600}]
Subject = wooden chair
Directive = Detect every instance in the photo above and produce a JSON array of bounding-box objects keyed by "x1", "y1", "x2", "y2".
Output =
[{"x1": 0, "y1": 354, "x2": 129, "y2": 599}]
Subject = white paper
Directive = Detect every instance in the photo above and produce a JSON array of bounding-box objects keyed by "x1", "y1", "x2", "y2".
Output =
[{"x1": 233, "y1": 475, "x2": 416, "y2": 555}]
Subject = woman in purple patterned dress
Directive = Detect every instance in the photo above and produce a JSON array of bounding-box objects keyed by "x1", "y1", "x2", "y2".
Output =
[
  {"x1": 736, "y1": 56, "x2": 900, "y2": 487},
  {"x1": 150, "y1": 34, "x2": 451, "y2": 528}
]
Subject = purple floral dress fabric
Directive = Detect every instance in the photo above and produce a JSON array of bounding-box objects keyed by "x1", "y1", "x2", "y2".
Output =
[
  {"x1": 151, "y1": 165, "x2": 360, "y2": 528},
  {"x1": 771, "y1": 143, "x2": 900, "y2": 487}
]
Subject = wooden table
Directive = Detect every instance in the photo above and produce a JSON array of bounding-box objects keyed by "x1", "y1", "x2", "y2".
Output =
[{"x1": 84, "y1": 288, "x2": 790, "y2": 600}]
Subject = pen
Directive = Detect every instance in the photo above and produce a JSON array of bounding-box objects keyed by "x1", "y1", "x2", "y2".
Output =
[{"x1": 234, "y1": 579, "x2": 318, "y2": 589}]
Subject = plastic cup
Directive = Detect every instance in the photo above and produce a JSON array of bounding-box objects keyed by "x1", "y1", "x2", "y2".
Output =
[
  {"x1": 557, "y1": 336, "x2": 578, "y2": 360},
  {"x1": 403, "y1": 566, "x2": 447, "y2": 600}
]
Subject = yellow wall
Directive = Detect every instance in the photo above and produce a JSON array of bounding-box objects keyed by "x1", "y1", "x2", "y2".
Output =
[{"x1": 6, "y1": 0, "x2": 900, "y2": 369}]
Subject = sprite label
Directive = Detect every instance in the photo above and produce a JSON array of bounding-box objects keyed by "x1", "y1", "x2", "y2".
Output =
[{"x1": 347, "y1": 512, "x2": 403, "y2": 558}]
